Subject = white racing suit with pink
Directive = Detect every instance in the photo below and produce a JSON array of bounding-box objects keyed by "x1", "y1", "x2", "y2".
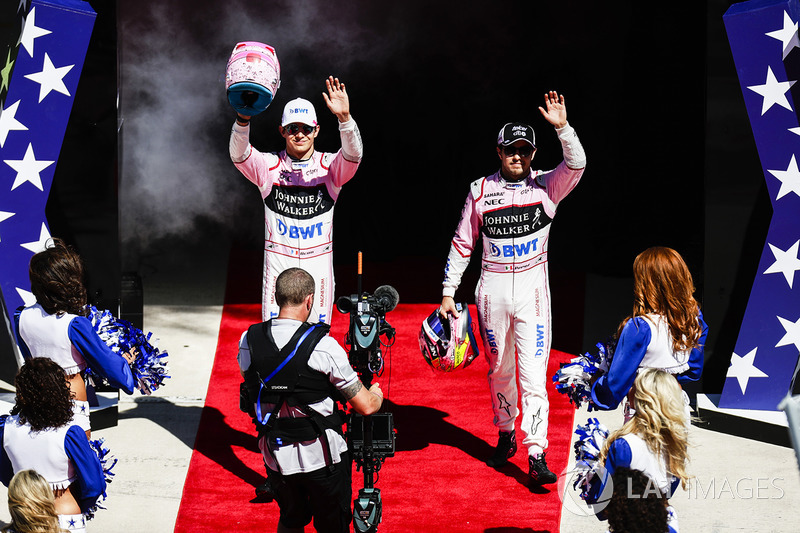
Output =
[
  {"x1": 230, "y1": 119, "x2": 363, "y2": 323},
  {"x1": 443, "y1": 124, "x2": 585, "y2": 456}
]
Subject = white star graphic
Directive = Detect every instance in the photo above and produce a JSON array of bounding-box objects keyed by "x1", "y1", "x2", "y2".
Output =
[
  {"x1": 4, "y1": 143, "x2": 54, "y2": 191},
  {"x1": 776, "y1": 315, "x2": 800, "y2": 353},
  {"x1": 24, "y1": 53, "x2": 73, "y2": 103},
  {"x1": 20, "y1": 222, "x2": 50, "y2": 253},
  {"x1": 766, "y1": 11, "x2": 800, "y2": 59},
  {"x1": 726, "y1": 347, "x2": 768, "y2": 395},
  {"x1": 747, "y1": 66, "x2": 796, "y2": 115},
  {"x1": 764, "y1": 240, "x2": 800, "y2": 288},
  {"x1": 790, "y1": 127, "x2": 800, "y2": 136},
  {"x1": 18, "y1": 7, "x2": 51, "y2": 58},
  {"x1": 0, "y1": 210, "x2": 14, "y2": 242},
  {"x1": 767, "y1": 154, "x2": 800, "y2": 200},
  {"x1": 15, "y1": 288, "x2": 35, "y2": 307},
  {"x1": 0, "y1": 100, "x2": 29, "y2": 148}
]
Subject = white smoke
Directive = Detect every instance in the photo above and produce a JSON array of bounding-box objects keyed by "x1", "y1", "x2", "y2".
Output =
[{"x1": 117, "y1": 0, "x2": 400, "y2": 267}]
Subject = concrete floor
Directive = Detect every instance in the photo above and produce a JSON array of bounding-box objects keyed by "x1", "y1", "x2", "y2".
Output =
[{"x1": 0, "y1": 239, "x2": 798, "y2": 532}]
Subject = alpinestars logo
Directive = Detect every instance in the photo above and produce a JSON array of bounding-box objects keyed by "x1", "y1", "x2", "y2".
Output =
[
  {"x1": 496, "y1": 393, "x2": 512, "y2": 416},
  {"x1": 530, "y1": 406, "x2": 543, "y2": 435}
]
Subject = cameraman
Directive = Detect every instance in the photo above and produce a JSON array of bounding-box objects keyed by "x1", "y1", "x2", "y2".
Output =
[{"x1": 238, "y1": 267, "x2": 383, "y2": 533}]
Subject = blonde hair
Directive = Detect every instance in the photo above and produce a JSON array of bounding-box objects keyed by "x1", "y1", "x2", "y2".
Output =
[
  {"x1": 3, "y1": 470, "x2": 65, "y2": 533},
  {"x1": 601, "y1": 369, "x2": 692, "y2": 489},
  {"x1": 618, "y1": 246, "x2": 702, "y2": 353}
]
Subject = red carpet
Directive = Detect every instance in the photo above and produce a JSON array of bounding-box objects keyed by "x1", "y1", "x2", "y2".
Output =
[{"x1": 175, "y1": 252, "x2": 576, "y2": 532}]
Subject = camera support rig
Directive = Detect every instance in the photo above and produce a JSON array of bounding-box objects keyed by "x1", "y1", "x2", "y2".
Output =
[{"x1": 336, "y1": 252, "x2": 397, "y2": 533}]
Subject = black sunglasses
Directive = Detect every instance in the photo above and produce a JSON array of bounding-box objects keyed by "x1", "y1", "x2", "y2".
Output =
[
  {"x1": 284, "y1": 123, "x2": 316, "y2": 135},
  {"x1": 501, "y1": 145, "x2": 535, "y2": 157}
]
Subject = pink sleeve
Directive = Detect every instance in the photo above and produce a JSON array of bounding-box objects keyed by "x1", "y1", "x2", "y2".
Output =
[
  {"x1": 324, "y1": 150, "x2": 360, "y2": 189},
  {"x1": 443, "y1": 184, "x2": 481, "y2": 297},
  {"x1": 537, "y1": 163, "x2": 585, "y2": 205},
  {"x1": 537, "y1": 124, "x2": 586, "y2": 204},
  {"x1": 234, "y1": 148, "x2": 281, "y2": 194},
  {"x1": 230, "y1": 122, "x2": 279, "y2": 194}
]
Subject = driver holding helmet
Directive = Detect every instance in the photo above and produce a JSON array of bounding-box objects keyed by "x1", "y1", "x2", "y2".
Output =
[
  {"x1": 438, "y1": 91, "x2": 586, "y2": 485},
  {"x1": 230, "y1": 76, "x2": 363, "y2": 324}
]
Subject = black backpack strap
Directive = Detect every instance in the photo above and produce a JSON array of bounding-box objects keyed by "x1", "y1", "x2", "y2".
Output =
[
  {"x1": 247, "y1": 320, "x2": 314, "y2": 383},
  {"x1": 258, "y1": 322, "x2": 319, "y2": 385},
  {"x1": 247, "y1": 322, "x2": 332, "y2": 425},
  {"x1": 246, "y1": 321, "x2": 343, "y2": 470},
  {"x1": 285, "y1": 323, "x2": 336, "y2": 406},
  {"x1": 247, "y1": 321, "x2": 314, "y2": 426}
]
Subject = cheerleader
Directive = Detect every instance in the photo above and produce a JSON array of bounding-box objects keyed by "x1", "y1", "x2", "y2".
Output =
[
  {"x1": 0, "y1": 359, "x2": 106, "y2": 533},
  {"x1": 591, "y1": 246, "x2": 707, "y2": 412},
  {"x1": 3, "y1": 470, "x2": 65, "y2": 533},
  {"x1": 592, "y1": 369, "x2": 691, "y2": 532},
  {"x1": 14, "y1": 239, "x2": 135, "y2": 435}
]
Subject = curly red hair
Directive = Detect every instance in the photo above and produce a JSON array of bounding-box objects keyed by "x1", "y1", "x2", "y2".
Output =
[{"x1": 617, "y1": 246, "x2": 702, "y2": 352}]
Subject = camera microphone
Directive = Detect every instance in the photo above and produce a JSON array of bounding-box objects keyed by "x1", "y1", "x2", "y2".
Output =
[{"x1": 374, "y1": 285, "x2": 399, "y2": 313}]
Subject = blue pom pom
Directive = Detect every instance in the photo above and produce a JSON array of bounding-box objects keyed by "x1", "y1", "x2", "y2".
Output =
[
  {"x1": 572, "y1": 418, "x2": 610, "y2": 501},
  {"x1": 551, "y1": 339, "x2": 616, "y2": 410},
  {"x1": 84, "y1": 438, "x2": 118, "y2": 519},
  {"x1": 89, "y1": 437, "x2": 118, "y2": 484},
  {"x1": 86, "y1": 305, "x2": 171, "y2": 395}
]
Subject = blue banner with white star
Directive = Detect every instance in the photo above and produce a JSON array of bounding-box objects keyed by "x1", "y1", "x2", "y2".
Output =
[
  {"x1": 720, "y1": 0, "x2": 800, "y2": 410},
  {"x1": 0, "y1": 0, "x2": 96, "y2": 325}
]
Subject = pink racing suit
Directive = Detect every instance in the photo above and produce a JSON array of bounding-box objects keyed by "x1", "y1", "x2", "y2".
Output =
[
  {"x1": 230, "y1": 119, "x2": 363, "y2": 323},
  {"x1": 443, "y1": 123, "x2": 585, "y2": 455}
]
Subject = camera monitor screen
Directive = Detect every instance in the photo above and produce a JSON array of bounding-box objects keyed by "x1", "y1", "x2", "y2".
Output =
[{"x1": 349, "y1": 413, "x2": 395, "y2": 457}]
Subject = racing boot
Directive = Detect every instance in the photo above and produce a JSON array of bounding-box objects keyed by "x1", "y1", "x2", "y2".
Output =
[
  {"x1": 528, "y1": 452, "x2": 557, "y2": 485},
  {"x1": 486, "y1": 430, "x2": 517, "y2": 467}
]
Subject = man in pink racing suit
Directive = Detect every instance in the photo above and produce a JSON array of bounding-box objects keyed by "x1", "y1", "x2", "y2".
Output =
[
  {"x1": 440, "y1": 91, "x2": 586, "y2": 485},
  {"x1": 230, "y1": 76, "x2": 363, "y2": 324}
]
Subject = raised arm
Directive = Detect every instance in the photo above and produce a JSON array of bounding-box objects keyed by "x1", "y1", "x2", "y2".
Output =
[
  {"x1": 322, "y1": 76, "x2": 350, "y2": 123},
  {"x1": 321, "y1": 76, "x2": 363, "y2": 183},
  {"x1": 534, "y1": 90, "x2": 586, "y2": 203},
  {"x1": 538, "y1": 90, "x2": 567, "y2": 128}
]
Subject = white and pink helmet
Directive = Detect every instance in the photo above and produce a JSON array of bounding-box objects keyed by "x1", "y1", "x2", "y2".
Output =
[
  {"x1": 419, "y1": 303, "x2": 479, "y2": 372},
  {"x1": 225, "y1": 41, "x2": 281, "y2": 116}
]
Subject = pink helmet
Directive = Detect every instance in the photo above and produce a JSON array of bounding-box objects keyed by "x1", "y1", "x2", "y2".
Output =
[
  {"x1": 419, "y1": 303, "x2": 479, "y2": 372},
  {"x1": 225, "y1": 42, "x2": 281, "y2": 116}
]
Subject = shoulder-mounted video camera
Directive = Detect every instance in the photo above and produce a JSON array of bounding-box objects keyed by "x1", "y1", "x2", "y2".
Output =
[
  {"x1": 337, "y1": 253, "x2": 399, "y2": 533},
  {"x1": 336, "y1": 285, "x2": 398, "y2": 384}
]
